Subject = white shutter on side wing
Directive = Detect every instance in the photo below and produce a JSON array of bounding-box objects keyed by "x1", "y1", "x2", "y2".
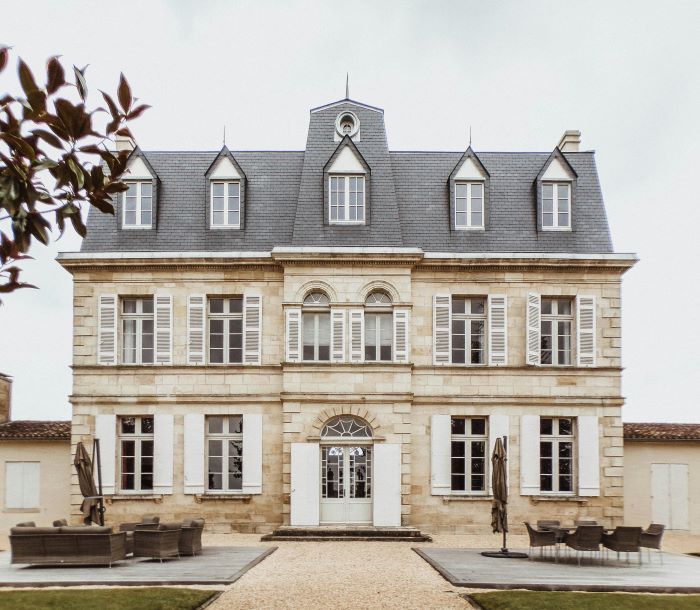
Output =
[
  {"x1": 187, "y1": 294, "x2": 206, "y2": 365},
  {"x1": 286, "y1": 308, "x2": 302, "y2": 362},
  {"x1": 349, "y1": 309, "x2": 364, "y2": 362},
  {"x1": 94, "y1": 414, "x2": 116, "y2": 495},
  {"x1": 526, "y1": 293, "x2": 541, "y2": 366},
  {"x1": 242, "y1": 413, "x2": 263, "y2": 494},
  {"x1": 433, "y1": 295, "x2": 451, "y2": 365},
  {"x1": 577, "y1": 415, "x2": 600, "y2": 496},
  {"x1": 153, "y1": 414, "x2": 174, "y2": 494},
  {"x1": 430, "y1": 414, "x2": 452, "y2": 495},
  {"x1": 393, "y1": 309, "x2": 409, "y2": 363},
  {"x1": 576, "y1": 295, "x2": 596, "y2": 367},
  {"x1": 373, "y1": 444, "x2": 402, "y2": 526},
  {"x1": 520, "y1": 415, "x2": 540, "y2": 495},
  {"x1": 98, "y1": 294, "x2": 118, "y2": 365},
  {"x1": 488, "y1": 295, "x2": 507, "y2": 366},
  {"x1": 290, "y1": 443, "x2": 320, "y2": 526},
  {"x1": 154, "y1": 294, "x2": 173, "y2": 364},
  {"x1": 243, "y1": 293, "x2": 262, "y2": 365},
  {"x1": 488, "y1": 414, "x2": 510, "y2": 495},
  {"x1": 331, "y1": 309, "x2": 346, "y2": 362},
  {"x1": 183, "y1": 413, "x2": 205, "y2": 494}
]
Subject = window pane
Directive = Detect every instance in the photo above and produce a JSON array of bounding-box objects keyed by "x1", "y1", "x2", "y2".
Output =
[
  {"x1": 213, "y1": 211, "x2": 224, "y2": 225},
  {"x1": 229, "y1": 439, "x2": 243, "y2": 458},
  {"x1": 365, "y1": 345, "x2": 377, "y2": 360},
  {"x1": 451, "y1": 349, "x2": 465, "y2": 364},
  {"x1": 126, "y1": 183, "x2": 137, "y2": 197},
  {"x1": 540, "y1": 475, "x2": 552, "y2": 492},
  {"x1": 213, "y1": 183, "x2": 224, "y2": 197},
  {"x1": 451, "y1": 417, "x2": 466, "y2": 435},
  {"x1": 141, "y1": 182, "x2": 152, "y2": 197},
  {"x1": 471, "y1": 212, "x2": 483, "y2": 227},
  {"x1": 471, "y1": 441, "x2": 485, "y2": 459},
  {"x1": 452, "y1": 319, "x2": 465, "y2": 335},
  {"x1": 456, "y1": 184, "x2": 468, "y2": 198},
  {"x1": 451, "y1": 457, "x2": 465, "y2": 474},
  {"x1": 543, "y1": 212, "x2": 554, "y2": 227},
  {"x1": 451, "y1": 475, "x2": 465, "y2": 491},
  {"x1": 141, "y1": 298, "x2": 154, "y2": 314},
  {"x1": 540, "y1": 419, "x2": 553, "y2": 436},
  {"x1": 452, "y1": 298, "x2": 466, "y2": 315},
  {"x1": 123, "y1": 320, "x2": 137, "y2": 364},
  {"x1": 208, "y1": 417, "x2": 224, "y2": 434},
  {"x1": 228, "y1": 415, "x2": 243, "y2": 434},
  {"x1": 471, "y1": 418, "x2": 486, "y2": 435},
  {"x1": 210, "y1": 299, "x2": 224, "y2": 314},
  {"x1": 471, "y1": 183, "x2": 483, "y2": 198},
  {"x1": 558, "y1": 299, "x2": 571, "y2": 315},
  {"x1": 542, "y1": 184, "x2": 553, "y2": 199},
  {"x1": 228, "y1": 210, "x2": 240, "y2": 226},
  {"x1": 121, "y1": 418, "x2": 136, "y2": 434},
  {"x1": 365, "y1": 314, "x2": 377, "y2": 347},
  {"x1": 456, "y1": 212, "x2": 468, "y2": 227},
  {"x1": 141, "y1": 417, "x2": 154, "y2": 434},
  {"x1": 557, "y1": 184, "x2": 568, "y2": 199},
  {"x1": 229, "y1": 297, "x2": 243, "y2": 313},
  {"x1": 558, "y1": 419, "x2": 573, "y2": 436},
  {"x1": 558, "y1": 212, "x2": 569, "y2": 227},
  {"x1": 125, "y1": 210, "x2": 137, "y2": 225},
  {"x1": 141, "y1": 440, "x2": 153, "y2": 456},
  {"x1": 123, "y1": 300, "x2": 137, "y2": 314},
  {"x1": 541, "y1": 299, "x2": 553, "y2": 315}
]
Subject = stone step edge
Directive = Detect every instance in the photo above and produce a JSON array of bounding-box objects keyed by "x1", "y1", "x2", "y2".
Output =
[{"x1": 260, "y1": 535, "x2": 433, "y2": 542}]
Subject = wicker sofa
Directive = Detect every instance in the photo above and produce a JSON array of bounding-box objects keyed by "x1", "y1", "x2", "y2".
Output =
[
  {"x1": 9, "y1": 522, "x2": 127, "y2": 566},
  {"x1": 179, "y1": 518, "x2": 205, "y2": 556}
]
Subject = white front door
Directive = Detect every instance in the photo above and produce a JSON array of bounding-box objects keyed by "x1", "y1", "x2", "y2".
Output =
[
  {"x1": 651, "y1": 463, "x2": 689, "y2": 530},
  {"x1": 320, "y1": 445, "x2": 372, "y2": 524}
]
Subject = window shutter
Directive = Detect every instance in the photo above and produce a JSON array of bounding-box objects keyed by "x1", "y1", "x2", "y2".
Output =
[
  {"x1": 187, "y1": 294, "x2": 206, "y2": 365},
  {"x1": 520, "y1": 414, "x2": 540, "y2": 495},
  {"x1": 286, "y1": 308, "x2": 302, "y2": 362},
  {"x1": 349, "y1": 309, "x2": 364, "y2": 362},
  {"x1": 430, "y1": 414, "x2": 451, "y2": 495},
  {"x1": 433, "y1": 295, "x2": 451, "y2": 365},
  {"x1": 488, "y1": 295, "x2": 508, "y2": 366},
  {"x1": 5, "y1": 463, "x2": 40, "y2": 509},
  {"x1": 154, "y1": 294, "x2": 173, "y2": 365},
  {"x1": 331, "y1": 309, "x2": 346, "y2": 362},
  {"x1": 153, "y1": 414, "x2": 174, "y2": 494},
  {"x1": 526, "y1": 293, "x2": 541, "y2": 366},
  {"x1": 183, "y1": 413, "x2": 205, "y2": 494},
  {"x1": 577, "y1": 415, "x2": 600, "y2": 496},
  {"x1": 94, "y1": 414, "x2": 116, "y2": 495},
  {"x1": 393, "y1": 309, "x2": 409, "y2": 363},
  {"x1": 488, "y1": 415, "x2": 509, "y2": 495},
  {"x1": 97, "y1": 294, "x2": 118, "y2": 365},
  {"x1": 290, "y1": 443, "x2": 320, "y2": 526},
  {"x1": 244, "y1": 293, "x2": 262, "y2": 365},
  {"x1": 576, "y1": 295, "x2": 596, "y2": 367},
  {"x1": 373, "y1": 444, "x2": 402, "y2": 526},
  {"x1": 242, "y1": 413, "x2": 263, "y2": 494}
]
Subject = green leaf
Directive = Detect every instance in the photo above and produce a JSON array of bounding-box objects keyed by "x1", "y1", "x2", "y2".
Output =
[
  {"x1": 34, "y1": 158, "x2": 59, "y2": 171},
  {"x1": 46, "y1": 56, "x2": 65, "y2": 94},
  {"x1": 67, "y1": 157, "x2": 85, "y2": 189},
  {"x1": 18, "y1": 58, "x2": 39, "y2": 95},
  {"x1": 117, "y1": 73, "x2": 131, "y2": 113},
  {"x1": 69, "y1": 210, "x2": 87, "y2": 237},
  {"x1": 73, "y1": 64, "x2": 88, "y2": 101}
]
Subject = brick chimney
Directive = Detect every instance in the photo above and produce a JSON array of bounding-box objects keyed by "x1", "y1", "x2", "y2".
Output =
[
  {"x1": 115, "y1": 134, "x2": 135, "y2": 152},
  {"x1": 557, "y1": 130, "x2": 581, "y2": 152}
]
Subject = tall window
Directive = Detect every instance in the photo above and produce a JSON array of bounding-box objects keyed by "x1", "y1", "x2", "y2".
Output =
[
  {"x1": 122, "y1": 298, "x2": 154, "y2": 364},
  {"x1": 542, "y1": 183, "x2": 570, "y2": 229},
  {"x1": 209, "y1": 297, "x2": 243, "y2": 364},
  {"x1": 211, "y1": 181, "x2": 240, "y2": 228},
  {"x1": 119, "y1": 416, "x2": 154, "y2": 492},
  {"x1": 451, "y1": 417, "x2": 488, "y2": 493},
  {"x1": 302, "y1": 292, "x2": 330, "y2": 361},
  {"x1": 451, "y1": 297, "x2": 486, "y2": 364},
  {"x1": 365, "y1": 291, "x2": 392, "y2": 361},
  {"x1": 540, "y1": 417, "x2": 575, "y2": 493},
  {"x1": 329, "y1": 175, "x2": 365, "y2": 223},
  {"x1": 455, "y1": 182, "x2": 484, "y2": 229},
  {"x1": 206, "y1": 415, "x2": 243, "y2": 492},
  {"x1": 123, "y1": 181, "x2": 152, "y2": 228},
  {"x1": 541, "y1": 297, "x2": 573, "y2": 365}
]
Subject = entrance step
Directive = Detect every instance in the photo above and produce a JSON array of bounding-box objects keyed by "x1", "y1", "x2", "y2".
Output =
[{"x1": 260, "y1": 526, "x2": 432, "y2": 542}]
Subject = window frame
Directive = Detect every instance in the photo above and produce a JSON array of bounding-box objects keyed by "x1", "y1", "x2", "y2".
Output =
[
  {"x1": 329, "y1": 175, "x2": 365, "y2": 225},
  {"x1": 451, "y1": 296, "x2": 487, "y2": 365},
  {"x1": 540, "y1": 297, "x2": 574, "y2": 366},
  {"x1": 302, "y1": 292, "x2": 331, "y2": 362},
  {"x1": 210, "y1": 180, "x2": 241, "y2": 229},
  {"x1": 454, "y1": 181, "x2": 485, "y2": 230},
  {"x1": 450, "y1": 416, "x2": 489, "y2": 495},
  {"x1": 117, "y1": 416, "x2": 155, "y2": 494},
  {"x1": 541, "y1": 182, "x2": 571, "y2": 231},
  {"x1": 205, "y1": 415, "x2": 244, "y2": 493},
  {"x1": 539, "y1": 416, "x2": 576, "y2": 495},
  {"x1": 207, "y1": 296, "x2": 244, "y2": 365},
  {"x1": 121, "y1": 297, "x2": 154, "y2": 365},
  {"x1": 122, "y1": 181, "x2": 153, "y2": 229}
]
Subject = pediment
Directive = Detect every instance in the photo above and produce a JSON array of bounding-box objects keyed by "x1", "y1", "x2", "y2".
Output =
[
  {"x1": 449, "y1": 147, "x2": 489, "y2": 182},
  {"x1": 327, "y1": 146, "x2": 366, "y2": 173},
  {"x1": 209, "y1": 155, "x2": 242, "y2": 180},
  {"x1": 124, "y1": 155, "x2": 155, "y2": 180},
  {"x1": 538, "y1": 149, "x2": 577, "y2": 182}
]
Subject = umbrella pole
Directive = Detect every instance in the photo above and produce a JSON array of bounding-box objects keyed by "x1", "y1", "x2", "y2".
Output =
[{"x1": 93, "y1": 439, "x2": 105, "y2": 527}]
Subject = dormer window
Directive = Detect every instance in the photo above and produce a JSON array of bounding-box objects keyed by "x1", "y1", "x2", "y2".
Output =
[
  {"x1": 123, "y1": 181, "x2": 152, "y2": 229},
  {"x1": 454, "y1": 182, "x2": 484, "y2": 230},
  {"x1": 211, "y1": 181, "x2": 241, "y2": 228},
  {"x1": 542, "y1": 183, "x2": 570, "y2": 229},
  {"x1": 330, "y1": 175, "x2": 365, "y2": 223}
]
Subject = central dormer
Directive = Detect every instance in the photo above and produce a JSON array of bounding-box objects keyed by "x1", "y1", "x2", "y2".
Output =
[{"x1": 323, "y1": 134, "x2": 371, "y2": 225}]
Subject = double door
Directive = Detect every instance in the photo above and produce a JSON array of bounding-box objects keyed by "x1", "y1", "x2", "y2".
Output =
[{"x1": 320, "y1": 445, "x2": 372, "y2": 524}]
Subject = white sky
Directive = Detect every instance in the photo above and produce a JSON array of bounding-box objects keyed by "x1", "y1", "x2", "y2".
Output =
[{"x1": 1, "y1": 0, "x2": 699, "y2": 422}]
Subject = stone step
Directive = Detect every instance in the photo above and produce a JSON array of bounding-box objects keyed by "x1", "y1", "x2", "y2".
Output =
[{"x1": 260, "y1": 526, "x2": 432, "y2": 542}]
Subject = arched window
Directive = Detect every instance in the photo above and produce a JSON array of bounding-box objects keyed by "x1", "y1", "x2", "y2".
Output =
[
  {"x1": 321, "y1": 416, "x2": 373, "y2": 439},
  {"x1": 364, "y1": 291, "x2": 392, "y2": 362},
  {"x1": 303, "y1": 291, "x2": 330, "y2": 361},
  {"x1": 365, "y1": 291, "x2": 392, "y2": 306},
  {"x1": 303, "y1": 291, "x2": 330, "y2": 307}
]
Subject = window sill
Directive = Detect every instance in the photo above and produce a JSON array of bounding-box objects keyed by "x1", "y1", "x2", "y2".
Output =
[
  {"x1": 454, "y1": 226, "x2": 485, "y2": 231},
  {"x1": 527, "y1": 495, "x2": 589, "y2": 505},
  {"x1": 541, "y1": 227, "x2": 572, "y2": 232},
  {"x1": 3, "y1": 508, "x2": 41, "y2": 513},
  {"x1": 328, "y1": 221, "x2": 366, "y2": 226},
  {"x1": 209, "y1": 225, "x2": 242, "y2": 230},
  {"x1": 442, "y1": 495, "x2": 493, "y2": 503},
  {"x1": 121, "y1": 226, "x2": 153, "y2": 230},
  {"x1": 194, "y1": 494, "x2": 251, "y2": 503},
  {"x1": 105, "y1": 494, "x2": 163, "y2": 504}
]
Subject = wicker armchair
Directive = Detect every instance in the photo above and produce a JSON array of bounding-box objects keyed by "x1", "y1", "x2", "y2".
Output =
[
  {"x1": 179, "y1": 518, "x2": 205, "y2": 556},
  {"x1": 640, "y1": 523, "x2": 665, "y2": 563},
  {"x1": 524, "y1": 522, "x2": 558, "y2": 561},
  {"x1": 133, "y1": 522, "x2": 182, "y2": 561},
  {"x1": 564, "y1": 525, "x2": 604, "y2": 566},
  {"x1": 602, "y1": 526, "x2": 642, "y2": 565}
]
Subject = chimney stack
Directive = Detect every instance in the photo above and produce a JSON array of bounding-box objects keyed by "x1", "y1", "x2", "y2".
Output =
[
  {"x1": 115, "y1": 134, "x2": 135, "y2": 153},
  {"x1": 557, "y1": 130, "x2": 581, "y2": 152}
]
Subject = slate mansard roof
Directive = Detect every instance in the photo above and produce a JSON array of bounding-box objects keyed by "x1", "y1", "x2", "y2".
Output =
[{"x1": 81, "y1": 99, "x2": 614, "y2": 254}]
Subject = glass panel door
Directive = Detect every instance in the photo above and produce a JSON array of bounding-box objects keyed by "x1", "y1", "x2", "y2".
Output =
[{"x1": 320, "y1": 445, "x2": 373, "y2": 524}]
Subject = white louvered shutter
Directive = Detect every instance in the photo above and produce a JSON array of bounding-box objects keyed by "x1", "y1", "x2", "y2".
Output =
[
  {"x1": 373, "y1": 444, "x2": 402, "y2": 526},
  {"x1": 183, "y1": 413, "x2": 205, "y2": 494},
  {"x1": 286, "y1": 308, "x2": 302, "y2": 362},
  {"x1": 290, "y1": 443, "x2": 320, "y2": 526},
  {"x1": 430, "y1": 414, "x2": 452, "y2": 495},
  {"x1": 153, "y1": 414, "x2": 174, "y2": 494},
  {"x1": 187, "y1": 294, "x2": 206, "y2": 365},
  {"x1": 488, "y1": 414, "x2": 510, "y2": 494},
  {"x1": 94, "y1": 414, "x2": 116, "y2": 495},
  {"x1": 331, "y1": 309, "x2": 346, "y2": 362},
  {"x1": 98, "y1": 294, "x2": 118, "y2": 365},
  {"x1": 520, "y1": 415, "x2": 540, "y2": 495},
  {"x1": 242, "y1": 413, "x2": 263, "y2": 494},
  {"x1": 244, "y1": 293, "x2": 262, "y2": 365},
  {"x1": 576, "y1": 295, "x2": 596, "y2": 367},
  {"x1": 526, "y1": 293, "x2": 541, "y2": 366},
  {"x1": 577, "y1": 416, "x2": 600, "y2": 496},
  {"x1": 488, "y1": 295, "x2": 508, "y2": 366},
  {"x1": 393, "y1": 309, "x2": 409, "y2": 363},
  {"x1": 154, "y1": 294, "x2": 173, "y2": 364},
  {"x1": 433, "y1": 295, "x2": 451, "y2": 365},
  {"x1": 349, "y1": 309, "x2": 364, "y2": 362}
]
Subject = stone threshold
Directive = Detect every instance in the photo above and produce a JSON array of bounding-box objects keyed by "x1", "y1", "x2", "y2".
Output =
[{"x1": 261, "y1": 525, "x2": 432, "y2": 542}]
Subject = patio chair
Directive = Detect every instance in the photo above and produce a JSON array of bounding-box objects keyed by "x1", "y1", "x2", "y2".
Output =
[
  {"x1": 640, "y1": 524, "x2": 665, "y2": 564},
  {"x1": 179, "y1": 518, "x2": 205, "y2": 556},
  {"x1": 133, "y1": 522, "x2": 182, "y2": 561},
  {"x1": 119, "y1": 516, "x2": 161, "y2": 555},
  {"x1": 564, "y1": 525, "x2": 604, "y2": 566},
  {"x1": 524, "y1": 522, "x2": 558, "y2": 562},
  {"x1": 602, "y1": 527, "x2": 642, "y2": 565}
]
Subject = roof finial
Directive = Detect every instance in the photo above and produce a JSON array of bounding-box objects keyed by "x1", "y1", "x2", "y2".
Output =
[
  {"x1": 223, "y1": 125, "x2": 226, "y2": 147},
  {"x1": 469, "y1": 125, "x2": 472, "y2": 148},
  {"x1": 345, "y1": 73, "x2": 349, "y2": 99}
]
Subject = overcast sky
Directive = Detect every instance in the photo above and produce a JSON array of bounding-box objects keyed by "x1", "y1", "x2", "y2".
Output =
[{"x1": 1, "y1": 0, "x2": 699, "y2": 422}]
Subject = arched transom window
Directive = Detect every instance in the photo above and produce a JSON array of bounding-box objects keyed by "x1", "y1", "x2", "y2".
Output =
[
  {"x1": 321, "y1": 416, "x2": 373, "y2": 439},
  {"x1": 303, "y1": 291, "x2": 330, "y2": 307},
  {"x1": 365, "y1": 291, "x2": 392, "y2": 306}
]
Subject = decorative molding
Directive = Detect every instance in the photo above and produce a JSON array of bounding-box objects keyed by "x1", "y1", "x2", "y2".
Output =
[
  {"x1": 528, "y1": 496, "x2": 589, "y2": 505},
  {"x1": 442, "y1": 495, "x2": 493, "y2": 503},
  {"x1": 194, "y1": 494, "x2": 252, "y2": 503},
  {"x1": 105, "y1": 495, "x2": 163, "y2": 504},
  {"x1": 309, "y1": 405, "x2": 382, "y2": 437},
  {"x1": 356, "y1": 279, "x2": 401, "y2": 303}
]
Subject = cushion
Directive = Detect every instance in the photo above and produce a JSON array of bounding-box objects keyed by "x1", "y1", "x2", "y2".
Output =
[
  {"x1": 158, "y1": 522, "x2": 182, "y2": 531},
  {"x1": 15, "y1": 521, "x2": 36, "y2": 527},
  {"x1": 141, "y1": 515, "x2": 160, "y2": 524},
  {"x1": 191, "y1": 518, "x2": 205, "y2": 528},
  {"x1": 181, "y1": 519, "x2": 195, "y2": 528},
  {"x1": 11, "y1": 526, "x2": 60, "y2": 535},
  {"x1": 52, "y1": 519, "x2": 68, "y2": 527},
  {"x1": 60, "y1": 526, "x2": 113, "y2": 534}
]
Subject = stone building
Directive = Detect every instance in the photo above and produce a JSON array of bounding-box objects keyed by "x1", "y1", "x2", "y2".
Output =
[{"x1": 58, "y1": 96, "x2": 636, "y2": 533}]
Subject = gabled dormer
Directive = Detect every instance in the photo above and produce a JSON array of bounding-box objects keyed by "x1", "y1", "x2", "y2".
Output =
[
  {"x1": 205, "y1": 147, "x2": 247, "y2": 230},
  {"x1": 323, "y1": 135, "x2": 371, "y2": 225},
  {"x1": 448, "y1": 147, "x2": 489, "y2": 231},
  {"x1": 536, "y1": 147, "x2": 578, "y2": 232},
  {"x1": 121, "y1": 148, "x2": 159, "y2": 230}
]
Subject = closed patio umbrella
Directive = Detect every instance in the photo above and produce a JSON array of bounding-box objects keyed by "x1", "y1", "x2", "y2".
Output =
[
  {"x1": 73, "y1": 441, "x2": 103, "y2": 525},
  {"x1": 481, "y1": 437, "x2": 528, "y2": 559}
]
